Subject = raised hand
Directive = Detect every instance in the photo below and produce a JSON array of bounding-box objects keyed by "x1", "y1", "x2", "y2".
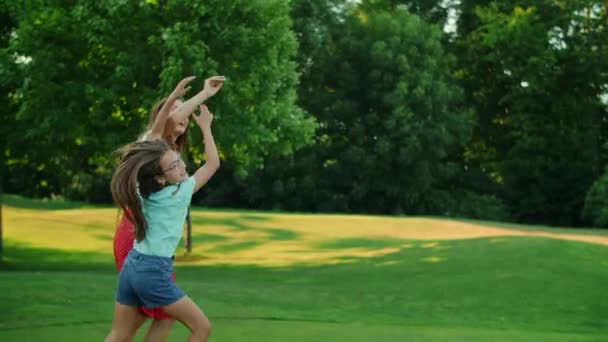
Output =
[
  {"x1": 193, "y1": 104, "x2": 214, "y2": 129},
  {"x1": 202, "y1": 76, "x2": 226, "y2": 98},
  {"x1": 170, "y1": 76, "x2": 196, "y2": 99}
]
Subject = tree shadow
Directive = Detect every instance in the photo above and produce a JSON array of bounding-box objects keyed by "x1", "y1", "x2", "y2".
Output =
[
  {"x1": 188, "y1": 215, "x2": 300, "y2": 253},
  {"x1": 1, "y1": 241, "x2": 114, "y2": 272},
  {"x1": 315, "y1": 238, "x2": 406, "y2": 250},
  {"x1": 2, "y1": 194, "x2": 104, "y2": 211}
]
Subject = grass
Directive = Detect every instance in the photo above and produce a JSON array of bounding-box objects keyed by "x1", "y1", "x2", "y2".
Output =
[{"x1": 1, "y1": 195, "x2": 608, "y2": 341}]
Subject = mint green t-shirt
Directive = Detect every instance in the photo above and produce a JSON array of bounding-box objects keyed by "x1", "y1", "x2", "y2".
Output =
[{"x1": 134, "y1": 176, "x2": 196, "y2": 257}]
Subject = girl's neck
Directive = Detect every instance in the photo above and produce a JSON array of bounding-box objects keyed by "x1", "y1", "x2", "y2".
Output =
[{"x1": 165, "y1": 134, "x2": 177, "y2": 144}]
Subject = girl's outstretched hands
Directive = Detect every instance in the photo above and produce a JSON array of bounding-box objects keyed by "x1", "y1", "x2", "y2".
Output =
[
  {"x1": 202, "y1": 76, "x2": 226, "y2": 98},
  {"x1": 193, "y1": 104, "x2": 214, "y2": 129},
  {"x1": 170, "y1": 76, "x2": 196, "y2": 99}
]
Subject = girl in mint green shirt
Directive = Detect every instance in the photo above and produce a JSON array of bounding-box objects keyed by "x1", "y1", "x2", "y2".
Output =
[{"x1": 105, "y1": 103, "x2": 220, "y2": 342}]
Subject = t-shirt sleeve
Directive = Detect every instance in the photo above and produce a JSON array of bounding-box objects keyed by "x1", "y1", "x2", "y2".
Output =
[{"x1": 178, "y1": 176, "x2": 196, "y2": 202}]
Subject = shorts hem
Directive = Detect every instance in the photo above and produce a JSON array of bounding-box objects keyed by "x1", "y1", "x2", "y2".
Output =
[
  {"x1": 142, "y1": 293, "x2": 185, "y2": 309},
  {"x1": 116, "y1": 297, "x2": 141, "y2": 307}
]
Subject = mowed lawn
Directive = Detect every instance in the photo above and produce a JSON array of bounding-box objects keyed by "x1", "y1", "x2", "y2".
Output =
[{"x1": 1, "y1": 195, "x2": 607, "y2": 341}]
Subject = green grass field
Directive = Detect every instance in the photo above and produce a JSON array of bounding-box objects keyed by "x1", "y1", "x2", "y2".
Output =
[{"x1": 1, "y1": 195, "x2": 607, "y2": 341}]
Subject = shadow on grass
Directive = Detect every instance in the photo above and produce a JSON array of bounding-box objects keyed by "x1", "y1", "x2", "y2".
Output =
[
  {"x1": 426, "y1": 216, "x2": 608, "y2": 236},
  {"x1": 0, "y1": 235, "x2": 426, "y2": 274},
  {"x1": 191, "y1": 216, "x2": 296, "y2": 235},
  {"x1": 1, "y1": 194, "x2": 103, "y2": 210},
  {"x1": 192, "y1": 233, "x2": 231, "y2": 244},
  {"x1": 236, "y1": 214, "x2": 273, "y2": 222},
  {"x1": 1, "y1": 241, "x2": 114, "y2": 272},
  {"x1": 188, "y1": 216, "x2": 300, "y2": 253},
  {"x1": 206, "y1": 240, "x2": 265, "y2": 253},
  {"x1": 2, "y1": 236, "x2": 608, "y2": 337},
  {"x1": 315, "y1": 238, "x2": 406, "y2": 250}
]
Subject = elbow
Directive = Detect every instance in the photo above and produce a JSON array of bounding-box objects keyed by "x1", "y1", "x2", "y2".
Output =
[{"x1": 210, "y1": 159, "x2": 220, "y2": 172}]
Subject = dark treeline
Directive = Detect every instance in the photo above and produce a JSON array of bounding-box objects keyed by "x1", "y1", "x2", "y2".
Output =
[{"x1": 2, "y1": 0, "x2": 608, "y2": 227}]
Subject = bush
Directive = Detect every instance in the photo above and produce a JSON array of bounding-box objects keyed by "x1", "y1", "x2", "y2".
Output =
[
  {"x1": 424, "y1": 190, "x2": 511, "y2": 222},
  {"x1": 582, "y1": 170, "x2": 608, "y2": 228}
]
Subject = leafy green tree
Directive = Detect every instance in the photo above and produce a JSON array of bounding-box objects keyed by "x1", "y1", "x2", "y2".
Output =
[
  {"x1": 1, "y1": 0, "x2": 315, "y2": 201},
  {"x1": 358, "y1": 0, "x2": 452, "y2": 26},
  {"x1": 248, "y1": 7, "x2": 472, "y2": 215},
  {"x1": 454, "y1": 2, "x2": 608, "y2": 225}
]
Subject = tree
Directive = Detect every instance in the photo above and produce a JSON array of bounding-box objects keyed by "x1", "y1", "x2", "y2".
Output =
[
  {"x1": 454, "y1": 2, "x2": 608, "y2": 225},
  {"x1": 0, "y1": 0, "x2": 316, "y2": 201},
  {"x1": 247, "y1": 6, "x2": 472, "y2": 215},
  {"x1": 358, "y1": 0, "x2": 452, "y2": 26},
  {"x1": 0, "y1": 0, "x2": 20, "y2": 260}
]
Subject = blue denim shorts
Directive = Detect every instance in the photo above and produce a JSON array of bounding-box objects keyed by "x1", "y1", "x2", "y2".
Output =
[{"x1": 116, "y1": 249, "x2": 185, "y2": 308}]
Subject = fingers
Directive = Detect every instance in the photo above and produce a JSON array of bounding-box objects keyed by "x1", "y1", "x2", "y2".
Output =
[
  {"x1": 207, "y1": 76, "x2": 226, "y2": 88},
  {"x1": 193, "y1": 104, "x2": 213, "y2": 127},
  {"x1": 199, "y1": 104, "x2": 214, "y2": 114},
  {"x1": 173, "y1": 76, "x2": 196, "y2": 96},
  {"x1": 182, "y1": 76, "x2": 197, "y2": 83}
]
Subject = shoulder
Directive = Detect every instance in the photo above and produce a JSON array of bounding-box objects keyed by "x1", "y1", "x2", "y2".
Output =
[
  {"x1": 181, "y1": 176, "x2": 196, "y2": 195},
  {"x1": 137, "y1": 130, "x2": 151, "y2": 142},
  {"x1": 148, "y1": 177, "x2": 195, "y2": 202},
  {"x1": 174, "y1": 176, "x2": 195, "y2": 200}
]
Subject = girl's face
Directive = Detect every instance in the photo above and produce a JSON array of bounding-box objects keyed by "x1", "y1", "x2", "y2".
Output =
[
  {"x1": 157, "y1": 150, "x2": 187, "y2": 185},
  {"x1": 170, "y1": 100, "x2": 188, "y2": 137}
]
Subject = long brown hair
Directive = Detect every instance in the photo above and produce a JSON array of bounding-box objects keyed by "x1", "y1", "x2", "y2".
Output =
[
  {"x1": 148, "y1": 98, "x2": 189, "y2": 153},
  {"x1": 111, "y1": 140, "x2": 170, "y2": 241}
]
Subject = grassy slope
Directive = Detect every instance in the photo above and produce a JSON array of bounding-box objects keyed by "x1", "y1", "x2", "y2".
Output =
[{"x1": 1, "y1": 196, "x2": 607, "y2": 341}]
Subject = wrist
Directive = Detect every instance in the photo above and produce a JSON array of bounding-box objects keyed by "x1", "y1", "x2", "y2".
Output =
[{"x1": 199, "y1": 89, "x2": 211, "y2": 101}]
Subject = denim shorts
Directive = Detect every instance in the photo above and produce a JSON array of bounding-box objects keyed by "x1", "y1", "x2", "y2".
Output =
[{"x1": 116, "y1": 249, "x2": 185, "y2": 308}]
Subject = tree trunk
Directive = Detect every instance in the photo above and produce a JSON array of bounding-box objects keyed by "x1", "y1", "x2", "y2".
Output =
[
  {"x1": 186, "y1": 206, "x2": 192, "y2": 254},
  {"x1": 0, "y1": 177, "x2": 3, "y2": 261}
]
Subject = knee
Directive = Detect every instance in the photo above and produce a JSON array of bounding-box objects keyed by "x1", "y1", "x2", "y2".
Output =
[
  {"x1": 105, "y1": 329, "x2": 131, "y2": 342},
  {"x1": 201, "y1": 317, "x2": 212, "y2": 337},
  {"x1": 192, "y1": 317, "x2": 211, "y2": 339}
]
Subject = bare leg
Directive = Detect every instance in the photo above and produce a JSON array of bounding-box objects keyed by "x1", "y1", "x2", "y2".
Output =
[
  {"x1": 162, "y1": 296, "x2": 211, "y2": 342},
  {"x1": 105, "y1": 302, "x2": 147, "y2": 342},
  {"x1": 143, "y1": 319, "x2": 175, "y2": 342}
]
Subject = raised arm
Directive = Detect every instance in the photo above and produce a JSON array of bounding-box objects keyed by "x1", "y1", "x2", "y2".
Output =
[
  {"x1": 147, "y1": 76, "x2": 196, "y2": 140},
  {"x1": 169, "y1": 76, "x2": 226, "y2": 124},
  {"x1": 190, "y1": 104, "x2": 220, "y2": 193}
]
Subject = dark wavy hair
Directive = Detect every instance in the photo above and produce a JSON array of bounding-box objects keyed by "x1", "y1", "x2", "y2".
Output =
[{"x1": 111, "y1": 140, "x2": 170, "y2": 241}]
